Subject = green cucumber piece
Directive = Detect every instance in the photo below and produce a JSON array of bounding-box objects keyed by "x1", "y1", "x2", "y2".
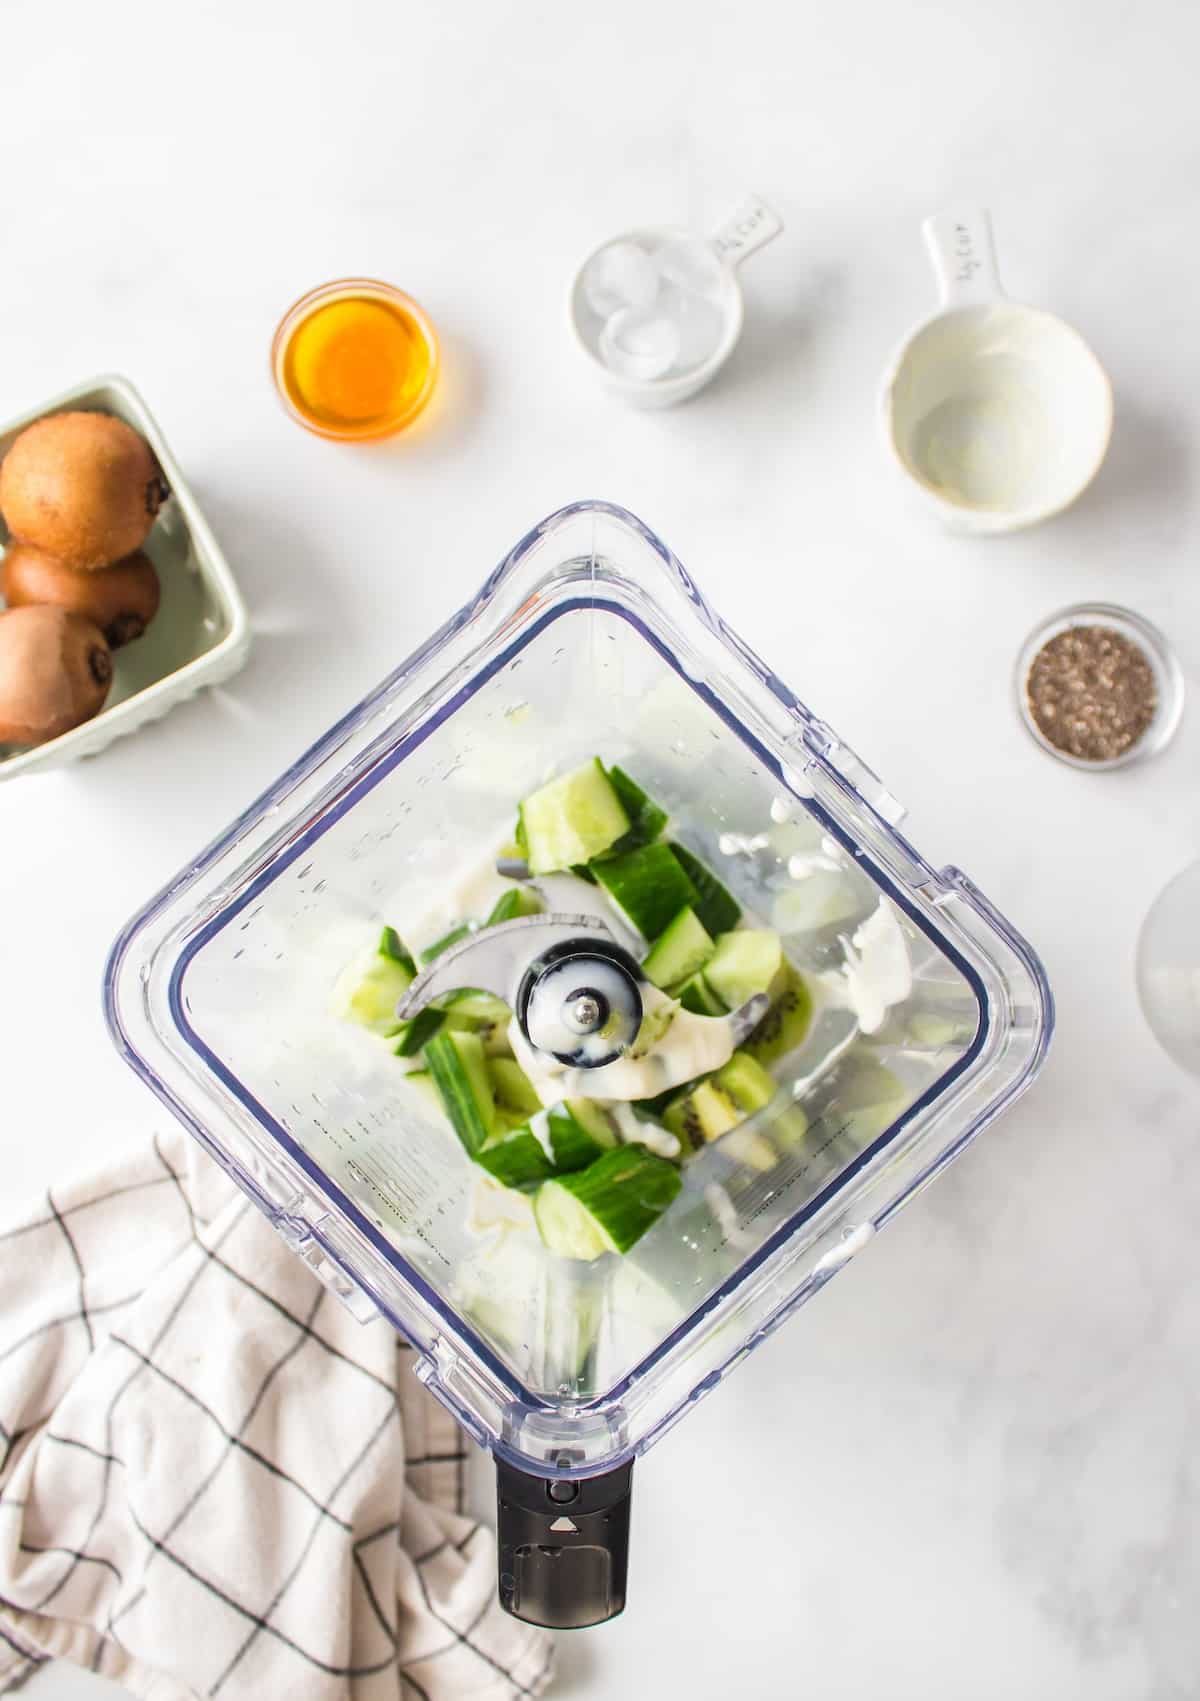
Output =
[
  {"x1": 605, "y1": 765, "x2": 668, "y2": 851},
  {"x1": 741, "y1": 966, "x2": 814, "y2": 1066},
  {"x1": 717, "y1": 1050, "x2": 808, "y2": 1146},
  {"x1": 424, "y1": 1030, "x2": 495, "y2": 1156},
  {"x1": 476, "y1": 1100, "x2": 617, "y2": 1189},
  {"x1": 668, "y1": 844, "x2": 741, "y2": 934},
  {"x1": 489, "y1": 1057, "x2": 543, "y2": 1117},
  {"x1": 641, "y1": 907, "x2": 714, "y2": 990},
  {"x1": 393, "y1": 1006, "x2": 446, "y2": 1057},
  {"x1": 672, "y1": 970, "x2": 727, "y2": 1016},
  {"x1": 379, "y1": 926, "x2": 417, "y2": 974},
  {"x1": 487, "y1": 885, "x2": 542, "y2": 925},
  {"x1": 343, "y1": 949, "x2": 413, "y2": 1037},
  {"x1": 561, "y1": 1099, "x2": 619, "y2": 1155},
  {"x1": 593, "y1": 843, "x2": 697, "y2": 940},
  {"x1": 420, "y1": 921, "x2": 476, "y2": 964},
  {"x1": 443, "y1": 991, "x2": 512, "y2": 1057},
  {"x1": 519, "y1": 758, "x2": 631, "y2": 873},
  {"x1": 476, "y1": 1123, "x2": 554, "y2": 1189},
  {"x1": 533, "y1": 1147, "x2": 682, "y2": 1260},
  {"x1": 704, "y1": 929, "x2": 784, "y2": 1008}
]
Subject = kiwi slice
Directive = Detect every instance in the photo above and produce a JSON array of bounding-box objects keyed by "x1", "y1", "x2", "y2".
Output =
[
  {"x1": 0, "y1": 411, "x2": 168, "y2": 570},
  {"x1": 2, "y1": 542, "x2": 160, "y2": 647},
  {"x1": 0, "y1": 606, "x2": 112, "y2": 746}
]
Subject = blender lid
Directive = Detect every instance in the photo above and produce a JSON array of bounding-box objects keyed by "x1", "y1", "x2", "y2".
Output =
[{"x1": 105, "y1": 501, "x2": 1053, "y2": 1482}]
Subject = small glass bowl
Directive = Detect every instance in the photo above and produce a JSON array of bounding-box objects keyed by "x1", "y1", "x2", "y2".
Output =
[
  {"x1": 270, "y1": 278, "x2": 439, "y2": 441},
  {"x1": 1015, "y1": 602, "x2": 1184, "y2": 771}
]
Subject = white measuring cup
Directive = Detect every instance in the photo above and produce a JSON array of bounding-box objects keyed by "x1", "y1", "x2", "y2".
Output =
[
  {"x1": 880, "y1": 210, "x2": 1113, "y2": 532},
  {"x1": 568, "y1": 195, "x2": 783, "y2": 408}
]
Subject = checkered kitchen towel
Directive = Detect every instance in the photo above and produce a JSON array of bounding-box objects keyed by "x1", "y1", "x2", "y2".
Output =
[{"x1": 0, "y1": 1128, "x2": 553, "y2": 1700}]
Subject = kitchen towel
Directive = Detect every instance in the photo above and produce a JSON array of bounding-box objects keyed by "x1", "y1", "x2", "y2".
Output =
[{"x1": 0, "y1": 1128, "x2": 554, "y2": 1700}]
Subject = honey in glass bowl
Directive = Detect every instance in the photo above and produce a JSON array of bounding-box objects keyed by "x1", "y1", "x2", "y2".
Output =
[{"x1": 271, "y1": 280, "x2": 438, "y2": 440}]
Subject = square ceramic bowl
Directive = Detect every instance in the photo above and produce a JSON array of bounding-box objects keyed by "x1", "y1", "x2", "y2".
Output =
[{"x1": 0, "y1": 374, "x2": 250, "y2": 780}]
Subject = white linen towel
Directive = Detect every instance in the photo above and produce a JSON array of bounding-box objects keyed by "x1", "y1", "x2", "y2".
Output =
[{"x1": 0, "y1": 1128, "x2": 554, "y2": 1700}]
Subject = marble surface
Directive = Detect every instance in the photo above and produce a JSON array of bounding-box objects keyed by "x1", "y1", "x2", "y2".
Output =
[{"x1": 3, "y1": 1, "x2": 1199, "y2": 1696}]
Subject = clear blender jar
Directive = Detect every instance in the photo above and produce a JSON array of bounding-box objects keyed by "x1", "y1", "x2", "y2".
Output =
[{"x1": 106, "y1": 502, "x2": 1053, "y2": 1627}]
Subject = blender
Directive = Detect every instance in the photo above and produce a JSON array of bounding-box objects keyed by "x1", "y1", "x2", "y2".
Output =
[{"x1": 105, "y1": 502, "x2": 1053, "y2": 1627}]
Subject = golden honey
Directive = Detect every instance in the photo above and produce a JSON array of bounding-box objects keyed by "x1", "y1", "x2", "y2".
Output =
[{"x1": 272, "y1": 281, "x2": 438, "y2": 440}]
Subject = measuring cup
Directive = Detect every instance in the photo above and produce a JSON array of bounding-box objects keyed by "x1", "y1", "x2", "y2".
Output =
[
  {"x1": 880, "y1": 210, "x2": 1112, "y2": 532},
  {"x1": 568, "y1": 195, "x2": 783, "y2": 408}
]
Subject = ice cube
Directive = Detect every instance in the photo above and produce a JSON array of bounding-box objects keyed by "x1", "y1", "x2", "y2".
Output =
[
  {"x1": 599, "y1": 306, "x2": 681, "y2": 382},
  {"x1": 582, "y1": 240, "x2": 660, "y2": 319},
  {"x1": 657, "y1": 282, "x2": 727, "y2": 373},
  {"x1": 656, "y1": 236, "x2": 728, "y2": 300}
]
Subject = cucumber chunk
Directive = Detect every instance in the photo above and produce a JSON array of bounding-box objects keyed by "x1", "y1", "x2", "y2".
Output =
[
  {"x1": 476, "y1": 1100, "x2": 617, "y2": 1189},
  {"x1": 641, "y1": 907, "x2": 714, "y2": 990},
  {"x1": 605, "y1": 765, "x2": 668, "y2": 851},
  {"x1": 704, "y1": 929, "x2": 784, "y2": 1008},
  {"x1": 476, "y1": 1122, "x2": 554, "y2": 1189},
  {"x1": 668, "y1": 844, "x2": 741, "y2": 934},
  {"x1": 342, "y1": 944, "x2": 413, "y2": 1037},
  {"x1": 533, "y1": 1147, "x2": 682, "y2": 1260},
  {"x1": 593, "y1": 843, "x2": 697, "y2": 940},
  {"x1": 379, "y1": 926, "x2": 416, "y2": 974},
  {"x1": 741, "y1": 965, "x2": 814, "y2": 1066},
  {"x1": 672, "y1": 970, "x2": 727, "y2": 1017},
  {"x1": 562, "y1": 1099, "x2": 619, "y2": 1155},
  {"x1": 393, "y1": 1006, "x2": 446, "y2": 1057},
  {"x1": 520, "y1": 759, "x2": 631, "y2": 873},
  {"x1": 425, "y1": 1030, "x2": 495, "y2": 1156},
  {"x1": 489, "y1": 1057, "x2": 543, "y2": 1117},
  {"x1": 487, "y1": 885, "x2": 543, "y2": 925}
]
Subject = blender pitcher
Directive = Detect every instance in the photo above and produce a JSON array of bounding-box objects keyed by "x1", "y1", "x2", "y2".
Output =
[{"x1": 105, "y1": 502, "x2": 1053, "y2": 1627}]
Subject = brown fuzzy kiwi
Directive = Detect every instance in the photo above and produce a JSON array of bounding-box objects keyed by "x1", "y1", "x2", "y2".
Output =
[
  {"x1": 0, "y1": 412, "x2": 169, "y2": 570},
  {"x1": 1, "y1": 542, "x2": 160, "y2": 647},
  {"x1": 0, "y1": 605, "x2": 113, "y2": 746}
]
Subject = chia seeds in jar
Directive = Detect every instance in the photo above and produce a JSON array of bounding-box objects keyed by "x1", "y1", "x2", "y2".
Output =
[{"x1": 1015, "y1": 604, "x2": 1184, "y2": 770}]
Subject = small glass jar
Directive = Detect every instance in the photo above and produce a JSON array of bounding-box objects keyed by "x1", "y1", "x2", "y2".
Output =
[
  {"x1": 1014, "y1": 602, "x2": 1184, "y2": 770},
  {"x1": 1138, "y1": 860, "x2": 1200, "y2": 1077},
  {"x1": 270, "y1": 278, "x2": 439, "y2": 441}
]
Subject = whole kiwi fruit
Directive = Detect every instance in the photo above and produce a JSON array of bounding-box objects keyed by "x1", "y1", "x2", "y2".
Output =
[
  {"x1": 0, "y1": 412, "x2": 168, "y2": 570},
  {"x1": 2, "y1": 542, "x2": 160, "y2": 647},
  {"x1": 0, "y1": 605, "x2": 113, "y2": 746}
]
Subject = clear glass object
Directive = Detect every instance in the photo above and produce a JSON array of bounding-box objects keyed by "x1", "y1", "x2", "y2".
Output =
[
  {"x1": 1015, "y1": 602, "x2": 1184, "y2": 770},
  {"x1": 1137, "y1": 860, "x2": 1200, "y2": 1077},
  {"x1": 105, "y1": 502, "x2": 1053, "y2": 1480}
]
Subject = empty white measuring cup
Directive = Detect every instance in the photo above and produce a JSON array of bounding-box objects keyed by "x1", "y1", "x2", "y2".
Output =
[{"x1": 880, "y1": 210, "x2": 1113, "y2": 532}]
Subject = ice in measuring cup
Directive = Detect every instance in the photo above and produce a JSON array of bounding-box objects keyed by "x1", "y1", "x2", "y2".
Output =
[
  {"x1": 599, "y1": 306, "x2": 681, "y2": 381},
  {"x1": 658, "y1": 282, "x2": 726, "y2": 372},
  {"x1": 582, "y1": 240, "x2": 660, "y2": 319},
  {"x1": 656, "y1": 235, "x2": 727, "y2": 301}
]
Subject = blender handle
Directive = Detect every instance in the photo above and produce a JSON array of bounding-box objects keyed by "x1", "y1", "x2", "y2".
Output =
[
  {"x1": 495, "y1": 1456, "x2": 633, "y2": 1628},
  {"x1": 923, "y1": 208, "x2": 1005, "y2": 307}
]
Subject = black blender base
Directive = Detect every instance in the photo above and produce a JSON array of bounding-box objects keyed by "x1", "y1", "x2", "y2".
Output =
[{"x1": 495, "y1": 1457, "x2": 633, "y2": 1628}]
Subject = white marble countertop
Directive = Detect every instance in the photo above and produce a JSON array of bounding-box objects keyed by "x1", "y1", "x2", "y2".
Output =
[{"x1": 3, "y1": 1, "x2": 1199, "y2": 1696}]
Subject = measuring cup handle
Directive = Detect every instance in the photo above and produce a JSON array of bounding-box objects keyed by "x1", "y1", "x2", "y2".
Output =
[
  {"x1": 923, "y1": 209, "x2": 1004, "y2": 306},
  {"x1": 711, "y1": 194, "x2": 784, "y2": 267}
]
